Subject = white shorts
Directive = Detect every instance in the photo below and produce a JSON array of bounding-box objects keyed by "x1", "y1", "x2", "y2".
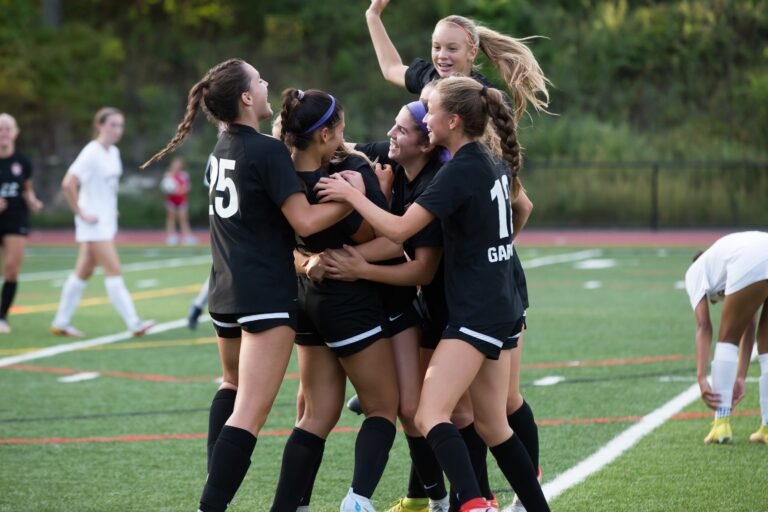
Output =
[
  {"x1": 727, "y1": 258, "x2": 768, "y2": 295},
  {"x1": 75, "y1": 215, "x2": 117, "y2": 242}
]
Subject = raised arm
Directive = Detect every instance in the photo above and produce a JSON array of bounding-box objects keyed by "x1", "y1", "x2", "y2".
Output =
[{"x1": 366, "y1": 0, "x2": 408, "y2": 87}]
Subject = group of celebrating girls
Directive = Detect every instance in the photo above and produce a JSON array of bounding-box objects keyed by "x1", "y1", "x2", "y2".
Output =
[{"x1": 143, "y1": 1, "x2": 550, "y2": 511}]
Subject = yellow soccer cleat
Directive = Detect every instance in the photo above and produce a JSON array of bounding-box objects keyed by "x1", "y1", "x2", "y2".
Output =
[
  {"x1": 386, "y1": 497, "x2": 429, "y2": 512},
  {"x1": 704, "y1": 418, "x2": 733, "y2": 444},
  {"x1": 748, "y1": 424, "x2": 768, "y2": 444}
]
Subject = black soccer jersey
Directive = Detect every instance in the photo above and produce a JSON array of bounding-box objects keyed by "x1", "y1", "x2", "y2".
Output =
[
  {"x1": 207, "y1": 124, "x2": 304, "y2": 314},
  {"x1": 0, "y1": 152, "x2": 32, "y2": 226},
  {"x1": 405, "y1": 58, "x2": 495, "y2": 96},
  {"x1": 296, "y1": 154, "x2": 387, "y2": 253},
  {"x1": 415, "y1": 141, "x2": 522, "y2": 327}
]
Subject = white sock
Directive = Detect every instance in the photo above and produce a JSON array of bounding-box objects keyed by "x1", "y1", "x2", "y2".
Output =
[
  {"x1": 712, "y1": 342, "x2": 739, "y2": 419},
  {"x1": 759, "y1": 353, "x2": 768, "y2": 426},
  {"x1": 52, "y1": 274, "x2": 87, "y2": 328},
  {"x1": 104, "y1": 276, "x2": 140, "y2": 330},
  {"x1": 193, "y1": 279, "x2": 209, "y2": 309}
]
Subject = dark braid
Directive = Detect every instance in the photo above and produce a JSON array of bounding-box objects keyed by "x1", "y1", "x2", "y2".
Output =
[
  {"x1": 141, "y1": 58, "x2": 249, "y2": 169},
  {"x1": 484, "y1": 87, "x2": 522, "y2": 198}
]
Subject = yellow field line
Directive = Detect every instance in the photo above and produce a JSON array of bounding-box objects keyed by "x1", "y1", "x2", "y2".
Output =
[
  {"x1": 0, "y1": 336, "x2": 217, "y2": 356},
  {"x1": 10, "y1": 284, "x2": 202, "y2": 315}
]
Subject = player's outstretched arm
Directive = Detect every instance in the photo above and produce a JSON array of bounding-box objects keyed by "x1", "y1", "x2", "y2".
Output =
[{"x1": 366, "y1": 0, "x2": 408, "y2": 87}]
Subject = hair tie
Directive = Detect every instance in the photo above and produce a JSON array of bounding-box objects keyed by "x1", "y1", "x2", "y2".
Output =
[
  {"x1": 300, "y1": 95, "x2": 336, "y2": 135},
  {"x1": 297, "y1": 89, "x2": 305, "y2": 100},
  {"x1": 480, "y1": 85, "x2": 488, "y2": 98}
]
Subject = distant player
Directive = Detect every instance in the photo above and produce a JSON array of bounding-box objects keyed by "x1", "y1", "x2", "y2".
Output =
[
  {"x1": 161, "y1": 156, "x2": 196, "y2": 246},
  {"x1": 50, "y1": 107, "x2": 154, "y2": 338},
  {"x1": 142, "y1": 59, "x2": 353, "y2": 512},
  {"x1": 0, "y1": 113, "x2": 44, "y2": 334},
  {"x1": 684, "y1": 231, "x2": 768, "y2": 444}
]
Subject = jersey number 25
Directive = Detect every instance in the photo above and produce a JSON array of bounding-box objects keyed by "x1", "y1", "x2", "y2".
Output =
[{"x1": 208, "y1": 156, "x2": 239, "y2": 218}]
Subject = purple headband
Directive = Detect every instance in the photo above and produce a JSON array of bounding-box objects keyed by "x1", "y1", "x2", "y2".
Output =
[
  {"x1": 301, "y1": 95, "x2": 336, "y2": 135},
  {"x1": 405, "y1": 100, "x2": 429, "y2": 135}
]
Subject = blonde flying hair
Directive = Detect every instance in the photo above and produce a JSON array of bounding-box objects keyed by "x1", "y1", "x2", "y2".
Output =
[
  {"x1": 435, "y1": 76, "x2": 523, "y2": 198},
  {"x1": 438, "y1": 15, "x2": 549, "y2": 122}
]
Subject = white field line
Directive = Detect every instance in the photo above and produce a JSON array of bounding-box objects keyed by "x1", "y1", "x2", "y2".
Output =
[
  {"x1": 523, "y1": 249, "x2": 602, "y2": 268},
  {"x1": 0, "y1": 316, "x2": 209, "y2": 367},
  {"x1": 505, "y1": 349, "x2": 763, "y2": 509},
  {"x1": 20, "y1": 255, "x2": 211, "y2": 282}
]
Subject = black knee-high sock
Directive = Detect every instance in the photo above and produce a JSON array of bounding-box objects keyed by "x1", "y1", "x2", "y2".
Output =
[
  {"x1": 489, "y1": 434, "x2": 549, "y2": 512},
  {"x1": 406, "y1": 435, "x2": 446, "y2": 500},
  {"x1": 426, "y1": 423, "x2": 482, "y2": 506},
  {"x1": 200, "y1": 426, "x2": 256, "y2": 512},
  {"x1": 507, "y1": 400, "x2": 540, "y2": 470},
  {"x1": 207, "y1": 389, "x2": 237, "y2": 472},
  {"x1": 0, "y1": 281, "x2": 17, "y2": 319},
  {"x1": 298, "y1": 439, "x2": 325, "y2": 507},
  {"x1": 271, "y1": 427, "x2": 325, "y2": 511},
  {"x1": 459, "y1": 423, "x2": 492, "y2": 500},
  {"x1": 407, "y1": 463, "x2": 428, "y2": 499},
  {"x1": 351, "y1": 416, "x2": 396, "y2": 498}
]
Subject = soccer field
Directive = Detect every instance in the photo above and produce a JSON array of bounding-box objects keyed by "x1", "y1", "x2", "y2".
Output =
[{"x1": 0, "y1": 243, "x2": 764, "y2": 511}]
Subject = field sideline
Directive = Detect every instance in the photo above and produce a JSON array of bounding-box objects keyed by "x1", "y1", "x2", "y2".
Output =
[{"x1": 1, "y1": 231, "x2": 764, "y2": 512}]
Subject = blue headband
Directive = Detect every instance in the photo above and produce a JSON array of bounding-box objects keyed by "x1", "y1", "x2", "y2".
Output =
[
  {"x1": 301, "y1": 95, "x2": 336, "y2": 135},
  {"x1": 405, "y1": 101, "x2": 429, "y2": 135}
]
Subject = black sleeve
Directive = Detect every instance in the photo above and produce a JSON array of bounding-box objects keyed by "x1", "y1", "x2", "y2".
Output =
[
  {"x1": 262, "y1": 140, "x2": 303, "y2": 207},
  {"x1": 355, "y1": 142, "x2": 393, "y2": 167},
  {"x1": 405, "y1": 58, "x2": 437, "y2": 95},
  {"x1": 414, "y1": 161, "x2": 472, "y2": 220}
]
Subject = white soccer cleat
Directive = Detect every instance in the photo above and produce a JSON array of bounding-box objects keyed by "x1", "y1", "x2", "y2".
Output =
[
  {"x1": 0, "y1": 319, "x2": 11, "y2": 334},
  {"x1": 340, "y1": 488, "x2": 377, "y2": 512},
  {"x1": 131, "y1": 319, "x2": 156, "y2": 337},
  {"x1": 50, "y1": 325, "x2": 84, "y2": 337},
  {"x1": 428, "y1": 496, "x2": 450, "y2": 512}
]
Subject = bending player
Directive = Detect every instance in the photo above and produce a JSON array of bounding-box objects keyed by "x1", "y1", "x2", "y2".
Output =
[{"x1": 684, "y1": 231, "x2": 768, "y2": 444}]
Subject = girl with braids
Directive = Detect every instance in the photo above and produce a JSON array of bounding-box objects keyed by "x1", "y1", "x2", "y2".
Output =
[
  {"x1": 0, "y1": 113, "x2": 43, "y2": 334},
  {"x1": 142, "y1": 59, "x2": 353, "y2": 512},
  {"x1": 316, "y1": 77, "x2": 548, "y2": 512},
  {"x1": 319, "y1": 98, "x2": 451, "y2": 512},
  {"x1": 50, "y1": 108, "x2": 154, "y2": 338},
  {"x1": 269, "y1": 88, "x2": 399, "y2": 512}
]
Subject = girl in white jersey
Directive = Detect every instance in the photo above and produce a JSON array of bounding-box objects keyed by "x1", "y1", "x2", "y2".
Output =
[
  {"x1": 50, "y1": 108, "x2": 154, "y2": 338},
  {"x1": 684, "y1": 231, "x2": 768, "y2": 444}
]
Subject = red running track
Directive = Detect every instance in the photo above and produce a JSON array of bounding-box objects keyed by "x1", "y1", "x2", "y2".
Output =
[{"x1": 26, "y1": 229, "x2": 735, "y2": 247}]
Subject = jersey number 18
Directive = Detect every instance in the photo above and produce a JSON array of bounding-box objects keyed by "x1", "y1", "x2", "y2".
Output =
[{"x1": 208, "y1": 156, "x2": 239, "y2": 218}]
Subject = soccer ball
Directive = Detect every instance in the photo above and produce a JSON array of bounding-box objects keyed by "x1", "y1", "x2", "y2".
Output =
[{"x1": 160, "y1": 176, "x2": 179, "y2": 194}]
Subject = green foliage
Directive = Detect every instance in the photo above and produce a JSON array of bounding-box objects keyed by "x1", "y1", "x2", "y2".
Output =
[{"x1": 1, "y1": 0, "x2": 767, "y2": 227}]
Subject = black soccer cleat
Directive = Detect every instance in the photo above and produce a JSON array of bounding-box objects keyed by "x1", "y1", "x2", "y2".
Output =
[
  {"x1": 187, "y1": 305, "x2": 202, "y2": 330},
  {"x1": 346, "y1": 394, "x2": 363, "y2": 415}
]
